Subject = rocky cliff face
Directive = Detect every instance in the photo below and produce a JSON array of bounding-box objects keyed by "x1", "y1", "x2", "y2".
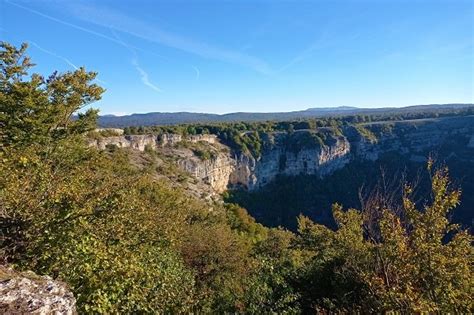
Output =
[
  {"x1": 89, "y1": 133, "x2": 218, "y2": 151},
  {"x1": 0, "y1": 265, "x2": 76, "y2": 314},
  {"x1": 91, "y1": 133, "x2": 233, "y2": 193},
  {"x1": 178, "y1": 152, "x2": 235, "y2": 193},
  {"x1": 228, "y1": 133, "x2": 351, "y2": 190},
  {"x1": 89, "y1": 116, "x2": 474, "y2": 193},
  {"x1": 355, "y1": 116, "x2": 474, "y2": 163},
  {"x1": 89, "y1": 131, "x2": 353, "y2": 192}
]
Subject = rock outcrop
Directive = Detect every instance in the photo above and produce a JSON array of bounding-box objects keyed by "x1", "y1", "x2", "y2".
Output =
[
  {"x1": 0, "y1": 265, "x2": 76, "y2": 314},
  {"x1": 178, "y1": 153, "x2": 235, "y2": 193},
  {"x1": 228, "y1": 133, "x2": 351, "y2": 190},
  {"x1": 89, "y1": 133, "x2": 218, "y2": 150},
  {"x1": 89, "y1": 131, "x2": 354, "y2": 192}
]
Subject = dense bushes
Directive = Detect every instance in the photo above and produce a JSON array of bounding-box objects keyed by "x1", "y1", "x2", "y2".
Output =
[
  {"x1": 295, "y1": 165, "x2": 473, "y2": 312},
  {"x1": 0, "y1": 42, "x2": 256, "y2": 312}
]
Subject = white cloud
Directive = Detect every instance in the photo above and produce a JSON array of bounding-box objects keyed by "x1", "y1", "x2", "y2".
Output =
[
  {"x1": 64, "y1": 2, "x2": 273, "y2": 74},
  {"x1": 7, "y1": 0, "x2": 272, "y2": 74}
]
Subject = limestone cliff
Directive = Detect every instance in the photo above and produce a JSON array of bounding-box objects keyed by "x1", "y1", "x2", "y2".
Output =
[
  {"x1": 89, "y1": 116, "x2": 474, "y2": 194},
  {"x1": 355, "y1": 116, "x2": 474, "y2": 162},
  {"x1": 88, "y1": 133, "x2": 218, "y2": 151},
  {"x1": 228, "y1": 132, "x2": 351, "y2": 189},
  {"x1": 178, "y1": 153, "x2": 235, "y2": 193},
  {"x1": 90, "y1": 133, "x2": 233, "y2": 194},
  {"x1": 88, "y1": 131, "x2": 353, "y2": 192}
]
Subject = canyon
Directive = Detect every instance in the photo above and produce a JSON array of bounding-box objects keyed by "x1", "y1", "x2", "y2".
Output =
[{"x1": 89, "y1": 116, "x2": 474, "y2": 196}]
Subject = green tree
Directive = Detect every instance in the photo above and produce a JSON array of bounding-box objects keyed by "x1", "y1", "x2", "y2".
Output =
[
  {"x1": 296, "y1": 163, "x2": 473, "y2": 313},
  {"x1": 0, "y1": 42, "x2": 104, "y2": 149},
  {"x1": 1, "y1": 42, "x2": 198, "y2": 313}
]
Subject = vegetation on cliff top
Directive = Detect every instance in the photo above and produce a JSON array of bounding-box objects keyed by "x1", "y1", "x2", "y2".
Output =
[
  {"x1": 1, "y1": 42, "x2": 473, "y2": 313},
  {"x1": 98, "y1": 103, "x2": 474, "y2": 127},
  {"x1": 119, "y1": 105, "x2": 473, "y2": 159}
]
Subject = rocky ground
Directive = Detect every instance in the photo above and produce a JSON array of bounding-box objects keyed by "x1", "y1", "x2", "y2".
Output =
[{"x1": 0, "y1": 265, "x2": 76, "y2": 314}]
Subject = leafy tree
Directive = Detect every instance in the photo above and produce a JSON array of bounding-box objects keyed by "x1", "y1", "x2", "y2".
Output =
[
  {"x1": 296, "y1": 163, "x2": 473, "y2": 313},
  {"x1": 0, "y1": 42, "x2": 103, "y2": 149},
  {"x1": 0, "y1": 42, "x2": 200, "y2": 313},
  {"x1": 238, "y1": 228, "x2": 302, "y2": 314}
]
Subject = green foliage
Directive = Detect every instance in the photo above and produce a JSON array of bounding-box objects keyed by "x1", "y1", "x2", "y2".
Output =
[
  {"x1": 120, "y1": 119, "x2": 343, "y2": 158},
  {"x1": 295, "y1": 165, "x2": 473, "y2": 313},
  {"x1": 354, "y1": 123, "x2": 377, "y2": 142},
  {"x1": 0, "y1": 42, "x2": 261, "y2": 313},
  {"x1": 180, "y1": 222, "x2": 252, "y2": 312},
  {"x1": 225, "y1": 203, "x2": 267, "y2": 244},
  {"x1": 0, "y1": 41, "x2": 103, "y2": 149},
  {"x1": 193, "y1": 148, "x2": 212, "y2": 160},
  {"x1": 1, "y1": 143, "x2": 201, "y2": 313},
  {"x1": 178, "y1": 140, "x2": 219, "y2": 160},
  {"x1": 285, "y1": 130, "x2": 325, "y2": 152},
  {"x1": 88, "y1": 129, "x2": 123, "y2": 139}
]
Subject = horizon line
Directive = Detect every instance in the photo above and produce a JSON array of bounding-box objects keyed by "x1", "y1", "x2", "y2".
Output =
[{"x1": 97, "y1": 103, "x2": 474, "y2": 117}]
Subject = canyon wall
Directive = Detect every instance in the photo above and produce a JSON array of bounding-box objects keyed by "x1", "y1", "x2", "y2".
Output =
[
  {"x1": 89, "y1": 116, "x2": 474, "y2": 193},
  {"x1": 228, "y1": 133, "x2": 352, "y2": 190}
]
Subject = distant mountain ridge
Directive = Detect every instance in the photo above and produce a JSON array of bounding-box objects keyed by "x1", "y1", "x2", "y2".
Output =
[{"x1": 97, "y1": 103, "x2": 473, "y2": 127}]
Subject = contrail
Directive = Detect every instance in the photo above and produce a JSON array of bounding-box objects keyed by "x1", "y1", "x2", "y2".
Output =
[
  {"x1": 26, "y1": 40, "x2": 107, "y2": 85},
  {"x1": 132, "y1": 58, "x2": 161, "y2": 92},
  {"x1": 5, "y1": 0, "x2": 167, "y2": 60},
  {"x1": 192, "y1": 66, "x2": 200, "y2": 81},
  {"x1": 6, "y1": 0, "x2": 271, "y2": 74},
  {"x1": 111, "y1": 28, "x2": 161, "y2": 92},
  {"x1": 6, "y1": 1, "x2": 123, "y2": 45},
  {"x1": 28, "y1": 40, "x2": 79, "y2": 70}
]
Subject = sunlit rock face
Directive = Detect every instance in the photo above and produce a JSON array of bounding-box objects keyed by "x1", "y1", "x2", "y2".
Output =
[
  {"x1": 88, "y1": 133, "x2": 218, "y2": 151},
  {"x1": 178, "y1": 152, "x2": 236, "y2": 193},
  {"x1": 0, "y1": 265, "x2": 76, "y2": 314},
  {"x1": 354, "y1": 115, "x2": 474, "y2": 161},
  {"x1": 182, "y1": 115, "x2": 473, "y2": 191},
  {"x1": 90, "y1": 133, "x2": 232, "y2": 192},
  {"x1": 88, "y1": 134, "x2": 158, "y2": 150},
  {"x1": 228, "y1": 133, "x2": 351, "y2": 190}
]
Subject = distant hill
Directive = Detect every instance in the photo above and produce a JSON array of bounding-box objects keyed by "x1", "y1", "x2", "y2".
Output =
[{"x1": 97, "y1": 103, "x2": 474, "y2": 127}]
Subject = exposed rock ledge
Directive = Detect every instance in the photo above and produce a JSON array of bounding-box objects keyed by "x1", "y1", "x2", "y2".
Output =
[
  {"x1": 88, "y1": 133, "x2": 217, "y2": 151},
  {"x1": 0, "y1": 265, "x2": 76, "y2": 314}
]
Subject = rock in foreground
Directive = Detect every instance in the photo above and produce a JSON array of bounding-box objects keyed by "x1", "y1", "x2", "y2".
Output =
[{"x1": 0, "y1": 265, "x2": 76, "y2": 314}]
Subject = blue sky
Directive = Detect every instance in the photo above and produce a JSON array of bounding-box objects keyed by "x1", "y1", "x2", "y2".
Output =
[{"x1": 1, "y1": 0, "x2": 473, "y2": 115}]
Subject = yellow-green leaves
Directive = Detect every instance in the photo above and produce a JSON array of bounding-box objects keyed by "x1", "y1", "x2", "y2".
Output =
[
  {"x1": 297, "y1": 165, "x2": 473, "y2": 313},
  {"x1": 0, "y1": 42, "x2": 104, "y2": 149}
]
